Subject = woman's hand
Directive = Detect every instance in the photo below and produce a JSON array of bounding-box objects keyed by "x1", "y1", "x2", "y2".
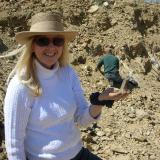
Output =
[
  {"x1": 89, "y1": 88, "x2": 129, "y2": 118},
  {"x1": 98, "y1": 87, "x2": 129, "y2": 101}
]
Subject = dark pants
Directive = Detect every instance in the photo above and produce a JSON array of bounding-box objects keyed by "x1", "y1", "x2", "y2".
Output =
[
  {"x1": 71, "y1": 147, "x2": 102, "y2": 160},
  {"x1": 27, "y1": 147, "x2": 102, "y2": 160},
  {"x1": 105, "y1": 73, "x2": 123, "y2": 88}
]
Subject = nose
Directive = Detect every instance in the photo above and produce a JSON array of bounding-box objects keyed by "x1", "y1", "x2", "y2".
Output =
[{"x1": 47, "y1": 41, "x2": 56, "y2": 48}]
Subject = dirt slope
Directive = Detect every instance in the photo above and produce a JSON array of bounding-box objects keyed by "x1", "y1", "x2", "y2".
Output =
[{"x1": 0, "y1": 0, "x2": 160, "y2": 159}]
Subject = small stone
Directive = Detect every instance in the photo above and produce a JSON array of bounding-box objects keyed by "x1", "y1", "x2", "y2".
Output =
[
  {"x1": 96, "y1": 130, "x2": 105, "y2": 136},
  {"x1": 103, "y1": 2, "x2": 109, "y2": 7},
  {"x1": 88, "y1": 5, "x2": 99, "y2": 13}
]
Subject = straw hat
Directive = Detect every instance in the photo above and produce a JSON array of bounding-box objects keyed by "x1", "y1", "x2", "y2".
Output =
[{"x1": 15, "y1": 12, "x2": 78, "y2": 44}]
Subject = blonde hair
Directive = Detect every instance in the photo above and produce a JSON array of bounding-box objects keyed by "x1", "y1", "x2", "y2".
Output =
[
  {"x1": 59, "y1": 40, "x2": 69, "y2": 67},
  {"x1": 7, "y1": 37, "x2": 70, "y2": 97}
]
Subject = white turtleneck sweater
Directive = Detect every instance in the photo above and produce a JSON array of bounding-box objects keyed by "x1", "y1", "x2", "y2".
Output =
[{"x1": 4, "y1": 61, "x2": 99, "y2": 160}]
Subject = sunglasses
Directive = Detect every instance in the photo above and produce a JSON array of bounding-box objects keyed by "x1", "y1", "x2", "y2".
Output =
[{"x1": 34, "y1": 37, "x2": 64, "y2": 47}]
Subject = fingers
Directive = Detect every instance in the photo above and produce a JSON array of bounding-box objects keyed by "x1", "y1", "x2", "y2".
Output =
[
  {"x1": 99, "y1": 88, "x2": 129, "y2": 101},
  {"x1": 98, "y1": 88, "x2": 114, "y2": 100},
  {"x1": 113, "y1": 92, "x2": 128, "y2": 101},
  {"x1": 114, "y1": 90, "x2": 129, "y2": 101},
  {"x1": 108, "y1": 92, "x2": 124, "y2": 100}
]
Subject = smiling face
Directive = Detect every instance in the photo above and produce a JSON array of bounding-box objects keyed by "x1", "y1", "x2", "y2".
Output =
[{"x1": 32, "y1": 35, "x2": 64, "y2": 69}]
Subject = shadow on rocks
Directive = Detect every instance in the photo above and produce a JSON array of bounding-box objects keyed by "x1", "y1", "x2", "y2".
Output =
[
  {"x1": 0, "y1": 38, "x2": 8, "y2": 53},
  {"x1": 0, "y1": 122, "x2": 4, "y2": 146}
]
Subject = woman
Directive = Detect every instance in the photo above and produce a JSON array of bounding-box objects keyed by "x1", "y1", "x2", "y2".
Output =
[{"x1": 3, "y1": 12, "x2": 128, "y2": 160}]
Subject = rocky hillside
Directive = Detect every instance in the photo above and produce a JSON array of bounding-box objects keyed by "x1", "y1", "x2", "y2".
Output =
[{"x1": 0, "y1": 0, "x2": 160, "y2": 159}]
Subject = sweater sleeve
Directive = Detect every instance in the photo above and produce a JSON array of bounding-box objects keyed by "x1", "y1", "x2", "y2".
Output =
[
  {"x1": 69, "y1": 66, "x2": 98, "y2": 127},
  {"x1": 4, "y1": 76, "x2": 33, "y2": 160}
]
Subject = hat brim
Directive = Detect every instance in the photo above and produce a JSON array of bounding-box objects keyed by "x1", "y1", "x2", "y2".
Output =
[{"x1": 15, "y1": 31, "x2": 78, "y2": 45}]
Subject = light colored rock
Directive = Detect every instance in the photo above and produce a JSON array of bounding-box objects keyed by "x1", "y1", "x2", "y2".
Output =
[
  {"x1": 96, "y1": 130, "x2": 105, "y2": 136},
  {"x1": 88, "y1": 5, "x2": 99, "y2": 13},
  {"x1": 103, "y1": 1, "x2": 109, "y2": 7}
]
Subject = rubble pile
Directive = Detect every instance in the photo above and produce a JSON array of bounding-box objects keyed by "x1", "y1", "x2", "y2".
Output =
[{"x1": 0, "y1": 0, "x2": 159, "y2": 159}]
